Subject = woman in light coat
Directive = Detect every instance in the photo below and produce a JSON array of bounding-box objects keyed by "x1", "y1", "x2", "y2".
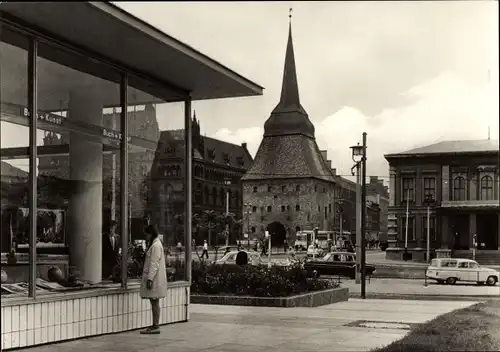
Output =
[{"x1": 140, "y1": 225, "x2": 167, "y2": 334}]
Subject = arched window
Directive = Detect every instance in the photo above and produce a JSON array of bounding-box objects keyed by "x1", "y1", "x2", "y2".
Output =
[
  {"x1": 212, "y1": 187, "x2": 217, "y2": 205},
  {"x1": 251, "y1": 226, "x2": 256, "y2": 233},
  {"x1": 204, "y1": 186, "x2": 209, "y2": 204},
  {"x1": 480, "y1": 175, "x2": 494, "y2": 200},
  {"x1": 453, "y1": 176, "x2": 466, "y2": 201},
  {"x1": 219, "y1": 188, "x2": 225, "y2": 206},
  {"x1": 235, "y1": 191, "x2": 240, "y2": 208},
  {"x1": 296, "y1": 204, "x2": 301, "y2": 211}
]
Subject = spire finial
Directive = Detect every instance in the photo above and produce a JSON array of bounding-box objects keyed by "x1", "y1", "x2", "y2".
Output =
[{"x1": 289, "y1": 7, "x2": 293, "y2": 21}]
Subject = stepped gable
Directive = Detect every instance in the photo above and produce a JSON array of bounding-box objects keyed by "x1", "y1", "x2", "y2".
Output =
[{"x1": 242, "y1": 16, "x2": 334, "y2": 182}]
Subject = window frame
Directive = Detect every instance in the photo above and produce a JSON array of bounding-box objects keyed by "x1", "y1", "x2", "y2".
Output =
[
  {"x1": 401, "y1": 177, "x2": 414, "y2": 203},
  {"x1": 452, "y1": 176, "x2": 466, "y2": 201},
  {"x1": 480, "y1": 175, "x2": 494, "y2": 200},
  {"x1": 421, "y1": 216, "x2": 436, "y2": 241}
]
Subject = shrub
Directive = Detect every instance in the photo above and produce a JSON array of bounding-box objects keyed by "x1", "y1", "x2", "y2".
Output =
[{"x1": 191, "y1": 262, "x2": 337, "y2": 297}]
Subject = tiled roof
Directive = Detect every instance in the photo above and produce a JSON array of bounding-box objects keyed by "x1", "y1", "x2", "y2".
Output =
[
  {"x1": 242, "y1": 135, "x2": 335, "y2": 182},
  {"x1": 158, "y1": 130, "x2": 252, "y2": 169},
  {"x1": 386, "y1": 139, "x2": 499, "y2": 157}
]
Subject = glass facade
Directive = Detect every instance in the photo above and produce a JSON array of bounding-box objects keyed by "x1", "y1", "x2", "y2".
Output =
[{"x1": 1, "y1": 23, "x2": 191, "y2": 300}]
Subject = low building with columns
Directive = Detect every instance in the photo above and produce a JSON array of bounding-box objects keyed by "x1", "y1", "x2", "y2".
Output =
[{"x1": 385, "y1": 139, "x2": 500, "y2": 264}]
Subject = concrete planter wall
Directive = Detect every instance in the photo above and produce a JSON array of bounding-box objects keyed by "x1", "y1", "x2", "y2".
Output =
[{"x1": 191, "y1": 287, "x2": 348, "y2": 308}]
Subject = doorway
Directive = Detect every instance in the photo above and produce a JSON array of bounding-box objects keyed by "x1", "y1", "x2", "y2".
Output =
[
  {"x1": 477, "y1": 213, "x2": 499, "y2": 250},
  {"x1": 450, "y1": 214, "x2": 469, "y2": 250}
]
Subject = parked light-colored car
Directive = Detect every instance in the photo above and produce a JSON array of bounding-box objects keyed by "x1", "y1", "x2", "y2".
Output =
[
  {"x1": 306, "y1": 245, "x2": 325, "y2": 258},
  {"x1": 426, "y1": 258, "x2": 499, "y2": 286},
  {"x1": 213, "y1": 250, "x2": 263, "y2": 266}
]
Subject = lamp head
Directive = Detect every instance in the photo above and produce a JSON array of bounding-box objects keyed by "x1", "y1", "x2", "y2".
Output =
[{"x1": 350, "y1": 143, "x2": 363, "y2": 162}]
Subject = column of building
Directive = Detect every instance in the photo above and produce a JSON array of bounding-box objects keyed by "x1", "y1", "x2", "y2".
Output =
[
  {"x1": 67, "y1": 91, "x2": 103, "y2": 284},
  {"x1": 440, "y1": 165, "x2": 450, "y2": 249}
]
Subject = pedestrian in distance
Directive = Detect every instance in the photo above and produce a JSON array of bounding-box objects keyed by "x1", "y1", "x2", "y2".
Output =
[
  {"x1": 201, "y1": 240, "x2": 209, "y2": 259},
  {"x1": 140, "y1": 225, "x2": 167, "y2": 334}
]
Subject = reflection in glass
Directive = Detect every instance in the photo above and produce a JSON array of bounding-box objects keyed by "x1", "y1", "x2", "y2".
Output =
[
  {"x1": 126, "y1": 77, "x2": 185, "y2": 282},
  {"x1": 35, "y1": 40, "x2": 122, "y2": 291},
  {"x1": 1, "y1": 28, "x2": 31, "y2": 297}
]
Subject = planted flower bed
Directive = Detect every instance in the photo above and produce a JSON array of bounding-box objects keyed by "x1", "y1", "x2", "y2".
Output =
[{"x1": 190, "y1": 261, "x2": 348, "y2": 307}]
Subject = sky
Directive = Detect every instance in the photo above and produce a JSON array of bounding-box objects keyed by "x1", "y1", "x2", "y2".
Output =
[
  {"x1": 115, "y1": 1, "x2": 499, "y2": 181},
  {"x1": 1, "y1": 1, "x2": 499, "y2": 182}
]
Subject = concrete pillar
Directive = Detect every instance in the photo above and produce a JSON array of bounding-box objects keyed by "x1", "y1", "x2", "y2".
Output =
[
  {"x1": 469, "y1": 170, "x2": 477, "y2": 201},
  {"x1": 440, "y1": 215, "x2": 448, "y2": 249},
  {"x1": 469, "y1": 213, "x2": 476, "y2": 250},
  {"x1": 389, "y1": 167, "x2": 396, "y2": 207},
  {"x1": 67, "y1": 91, "x2": 103, "y2": 284},
  {"x1": 441, "y1": 165, "x2": 450, "y2": 201}
]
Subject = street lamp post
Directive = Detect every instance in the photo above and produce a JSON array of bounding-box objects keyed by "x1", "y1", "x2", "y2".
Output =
[
  {"x1": 423, "y1": 193, "x2": 434, "y2": 287},
  {"x1": 350, "y1": 134, "x2": 367, "y2": 299},
  {"x1": 224, "y1": 178, "x2": 231, "y2": 247},
  {"x1": 360, "y1": 133, "x2": 367, "y2": 299},
  {"x1": 423, "y1": 194, "x2": 435, "y2": 263},
  {"x1": 265, "y1": 231, "x2": 271, "y2": 268},
  {"x1": 350, "y1": 142, "x2": 363, "y2": 285},
  {"x1": 244, "y1": 202, "x2": 252, "y2": 249}
]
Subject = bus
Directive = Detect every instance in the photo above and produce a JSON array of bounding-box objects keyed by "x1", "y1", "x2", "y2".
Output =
[{"x1": 294, "y1": 230, "x2": 353, "y2": 251}]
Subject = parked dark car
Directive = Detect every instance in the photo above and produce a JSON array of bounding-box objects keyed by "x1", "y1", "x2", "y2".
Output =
[
  {"x1": 303, "y1": 251, "x2": 376, "y2": 279},
  {"x1": 379, "y1": 241, "x2": 388, "y2": 251}
]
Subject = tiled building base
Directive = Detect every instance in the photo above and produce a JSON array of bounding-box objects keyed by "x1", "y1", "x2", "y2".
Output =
[{"x1": 1, "y1": 282, "x2": 190, "y2": 350}]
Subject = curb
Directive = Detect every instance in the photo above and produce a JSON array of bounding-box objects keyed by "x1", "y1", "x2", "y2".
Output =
[{"x1": 348, "y1": 292, "x2": 499, "y2": 301}]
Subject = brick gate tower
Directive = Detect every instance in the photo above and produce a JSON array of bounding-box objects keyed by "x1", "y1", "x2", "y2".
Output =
[{"x1": 241, "y1": 14, "x2": 337, "y2": 245}]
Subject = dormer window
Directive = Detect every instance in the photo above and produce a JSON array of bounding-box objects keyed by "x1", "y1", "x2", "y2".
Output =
[
  {"x1": 223, "y1": 153, "x2": 230, "y2": 165},
  {"x1": 236, "y1": 156, "x2": 245, "y2": 167},
  {"x1": 208, "y1": 148, "x2": 216, "y2": 162}
]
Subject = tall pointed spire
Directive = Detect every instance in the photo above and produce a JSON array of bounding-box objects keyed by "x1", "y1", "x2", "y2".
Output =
[
  {"x1": 273, "y1": 8, "x2": 303, "y2": 113},
  {"x1": 264, "y1": 9, "x2": 315, "y2": 138}
]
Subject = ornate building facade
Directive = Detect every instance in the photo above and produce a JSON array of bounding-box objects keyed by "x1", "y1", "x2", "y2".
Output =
[
  {"x1": 149, "y1": 114, "x2": 253, "y2": 245},
  {"x1": 242, "y1": 19, "x2": 337, "y2": 245},
  {"x1": 38, "y1": 106, "x2": 252, "y2": 246},
  {"x1": 385, "y1": 139, "x2": 500, "y2": 263}
]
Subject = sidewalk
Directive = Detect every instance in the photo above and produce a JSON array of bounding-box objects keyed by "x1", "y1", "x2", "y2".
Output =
[
  {"x1": 15, "y1": 299, "x2": 478, "y2": 352},
  {"x1": 343, "y1": 278, "x2": 500, "y2": 299}
]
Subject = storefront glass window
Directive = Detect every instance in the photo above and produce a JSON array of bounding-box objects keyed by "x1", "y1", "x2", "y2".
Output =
[
  {"x1": 127, "y1": 75, "x2": 186, "y2": 282},
  {"x1": 1, "y1": 27, "x2": 31, "y2": 297},
  {"x1": 35, "y1": 40, "x2": 122, "y2": 291}
]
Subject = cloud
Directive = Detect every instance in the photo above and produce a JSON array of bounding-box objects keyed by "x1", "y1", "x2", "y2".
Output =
[{"x1": 211, "y1": 70, "x2": 499, "y2": 183}]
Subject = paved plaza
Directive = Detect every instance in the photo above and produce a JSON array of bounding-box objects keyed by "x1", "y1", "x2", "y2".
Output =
[
  {"x1": 344, "y1": 278, "x2": 500, "y2": 298},
  {"x1": 17, "y1": 299, "x2": 478, "y2": 352}
]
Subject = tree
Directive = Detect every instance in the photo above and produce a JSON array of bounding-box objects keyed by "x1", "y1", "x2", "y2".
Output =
[{"x1": 199, "y1": 210, "x2": 221, "y2": 247}]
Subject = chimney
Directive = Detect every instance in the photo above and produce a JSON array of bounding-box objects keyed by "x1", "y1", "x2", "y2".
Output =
[
  {"x1": 320, "y1": 150, "x2": 327, "y2": 161},
  {"x1": 331, "y1": 168, "x2": 336, "y2": 176},
  {"x1": 370, "y1": 176, "x2": 378, "y2": 184},
  {"x1": 326, "y1": 159, "x2": 332, "y2": 169},
  {"x1": 241, "y1": 142, "x2": 247, "y2": 149}
]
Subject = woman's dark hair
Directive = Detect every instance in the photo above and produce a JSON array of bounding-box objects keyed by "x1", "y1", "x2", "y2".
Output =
[{"x1": 144, "y1": 224, "x2": 159, "y2": 247}]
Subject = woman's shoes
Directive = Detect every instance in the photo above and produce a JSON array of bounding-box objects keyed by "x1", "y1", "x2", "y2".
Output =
[{"x1": 140, "y1": 326, "x2": 160, "y2": 334}]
